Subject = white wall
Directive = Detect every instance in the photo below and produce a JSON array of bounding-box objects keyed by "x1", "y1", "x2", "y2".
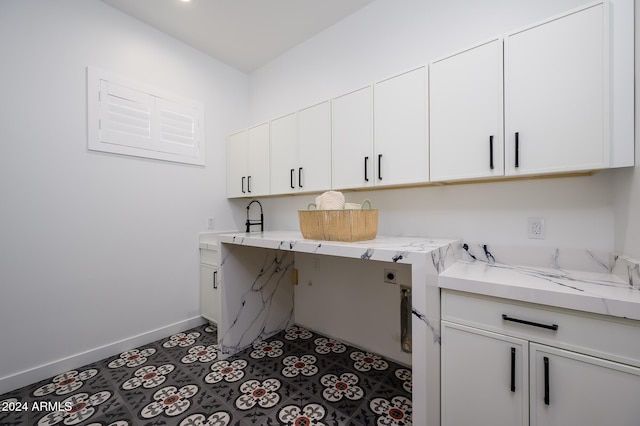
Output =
[
  {"x1": 249, "y1": 0, "x2": 633, "y2": 255},
  {"x1": 0, "y1": 0, "x2": 248, "y2": 392},
  {"x1": 295, "y1": 253, "x2": 412, "y2": 365}
]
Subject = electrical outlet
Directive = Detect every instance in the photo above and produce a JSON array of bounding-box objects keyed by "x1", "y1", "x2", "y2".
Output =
[
  {"x1": 384, "y1": 269, "x2": 397, "y2": 284},
  {"x1": 207, "y1": 217, "x2": 215, "y2": 229},
  {"x1": 528, "y1": 217, "x2": 545, "y2": 239}
]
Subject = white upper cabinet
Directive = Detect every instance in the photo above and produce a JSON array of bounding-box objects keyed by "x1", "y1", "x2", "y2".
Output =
[
  {"x1": 374, "y1": 66, "x2": 429, "y2": 186},
  {"x1": 270, "y1": 102, "x2": 332, "y2": 196},
  {"x1": 430, "y1": 39, "x2": 504, "y2": 182},
  {"x1": 270, "y1": 112, "x2": 299, "y2": 195},
  {"x1": 227, "y1": 123, "x2": 270, "y2": 198},
  {"x1": 298, "y1": 101, "x2": 332, "y2": 193},
  {"x1": 227, "y1": 129, "x2": 248, "y2": 198},
  {"x1": 246, "y1": 123, "x2": 271, "y2": 197},
  {"x1": 332, "y1": 68, "x2": 428, "y2": 191},
  {"x1": 505, "y1": 2, "x2": 607, "y2": 176},
  {"x1": 332, "y1": 86, "x2": 374, "y2": 190},
  {"x1": 226, "y1": 0, "x2": 633, "y2": 198}
]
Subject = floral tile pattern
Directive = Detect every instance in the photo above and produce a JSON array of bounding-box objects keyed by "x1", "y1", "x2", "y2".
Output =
[{"x1": 0, "y1": 324, "x2": 412, "y2": 425}]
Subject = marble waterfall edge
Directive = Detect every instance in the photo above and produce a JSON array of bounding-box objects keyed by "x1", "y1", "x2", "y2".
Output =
[{"x1": 218, "y1": 244, "x2": 295, "y2": 356}]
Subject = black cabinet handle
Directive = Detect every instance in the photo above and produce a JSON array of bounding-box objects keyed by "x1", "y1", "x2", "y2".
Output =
[
  {"x1": 378, "y1": 154, "x2": 382, "y2": 180},
  {"x1": 290, "y1": 169, "x2": 295, "y2": 189},
  {"x1": 298, "y1": 167, "x2": 303, "y2": 188},
  {"x1": 364, "y1": 156, "x2": 369, "y2": 182},
  {"x1": 247, "y1": 176, "x2": 252, "y2": 193},
  {"x1": 544, "y1": 356, "x2": 550, "y2": 405},
  {"x1": 510, "y1": 347, "x2": 516, "y2": 392},
  {"x1": 502, "y1": 314, "x2": 558, "y2": 331},
  {"x1": 489, "y1": 135, "x2": 494, "y2": 170},
  {"x1": 241, "y1": 177, "x2": 246, "y2": 194},
  {"x1": 515, "y1": 132, "x2": 520, "y2": 168},
  {"x1": 213, "y1": 270, "x2": 218, "y2": 289}
]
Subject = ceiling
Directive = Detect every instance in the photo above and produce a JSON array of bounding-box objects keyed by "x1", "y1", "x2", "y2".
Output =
[{"x1": 100, "y1": 0, "x2": 374, "y2": 73}]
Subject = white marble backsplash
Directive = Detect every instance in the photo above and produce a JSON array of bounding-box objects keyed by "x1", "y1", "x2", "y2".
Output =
[
  {"x1": 441, "y1": 261, "x2": 640, "y2": 319},
  {"x1": 459, "y1": 242, "x2": 640, "y2": 286},
  {"x1": 612, "y1": 254, "x2": 640, "y2": 290}
]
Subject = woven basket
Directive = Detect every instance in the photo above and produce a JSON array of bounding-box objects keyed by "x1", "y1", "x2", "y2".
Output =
[{"x1": 298, "y1": 200, "x2": 378, "y2": 242}]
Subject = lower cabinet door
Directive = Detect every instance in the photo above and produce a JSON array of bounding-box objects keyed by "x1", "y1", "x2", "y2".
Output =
[
  {"x1": 530, "y1": 343, "x2": 640, "y2": 426},
  {"x1": 441, "y1": 322, "x2": 528, "y2": 426},
  {"x1": 199, "y1": 264, "x2": 220, "y2": 324}
]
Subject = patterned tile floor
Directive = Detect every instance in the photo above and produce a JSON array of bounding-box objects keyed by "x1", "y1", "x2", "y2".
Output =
[{"x1": 0, "y1": 324, "x2": 412, "y2": 425}]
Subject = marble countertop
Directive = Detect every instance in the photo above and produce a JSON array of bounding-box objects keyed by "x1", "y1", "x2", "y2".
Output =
[
  {"x1": 199, "y1": 231, "x2": 640, "y2": 322},
  {"x1": 440, "y1": 260, "x2": 640, "y2": 321},
  {"x1": 199, "y1": 235, "x2": 219, "y2": 250},
  {"x1": 213, "y1": 231, "x2": 459, "y2": 265}
]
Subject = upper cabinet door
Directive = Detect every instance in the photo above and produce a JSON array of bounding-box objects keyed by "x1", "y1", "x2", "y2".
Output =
[
  {"x1": 299, "y1": 101, "x2": 332, "y2": 193},
  {"x1": 270, "y1": 113, "x2": 299, "y2": 195},
  {"x1": 332, "y1": 86, "x2": 374, "y2": 190},
  {"x1": 227, "y1": 130, "x2": 248, "y2": 198},
  {"x1": 505, "y1": 2, "x2": 607, "y2": 176},
  {"x1": 430, "y1": 39, "x2": 504, "y2": 182},
  {"x1": 246, "y1": 122, "x2": 271, "y2": 197},
  {"x1": 374, "y1": 66, "x2": 429, "y2": 186}
]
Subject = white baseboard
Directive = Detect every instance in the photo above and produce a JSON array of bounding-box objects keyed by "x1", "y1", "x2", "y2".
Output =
[{"x1": 0, "y1": 316, "x2": 206, "y2": 395}]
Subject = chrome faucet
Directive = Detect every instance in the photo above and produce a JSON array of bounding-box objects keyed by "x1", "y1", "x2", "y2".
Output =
[{"x1": 245, "y1": 200, "x2": 264, "y2": 233}]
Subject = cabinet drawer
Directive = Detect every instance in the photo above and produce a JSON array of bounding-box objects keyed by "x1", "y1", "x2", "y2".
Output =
[
  {"x1": 442, "y1": 290, "x2": 640, "y2": 368},
  {"x1": 200, "y1": 249, "x2": 219, "y2": 266}
]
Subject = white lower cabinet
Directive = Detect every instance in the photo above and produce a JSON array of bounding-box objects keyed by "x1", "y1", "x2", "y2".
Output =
[
  {"x1": 441, "y1": 323, "x2": 528, "y2": 426},
  {"x1": 441, "y1": 290, "x2": 640, "y2": 426},
  {"x1": 199, "y1": 248, "x2": 220, "y2": 324},
  {"x1": 530, "y1": 343, "x2": 640, "y2": 426}
]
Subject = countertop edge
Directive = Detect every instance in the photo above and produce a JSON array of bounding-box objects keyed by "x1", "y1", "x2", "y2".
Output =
[{"x1": 439, "y1": 261, "x2": 640, "y2": 322}]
